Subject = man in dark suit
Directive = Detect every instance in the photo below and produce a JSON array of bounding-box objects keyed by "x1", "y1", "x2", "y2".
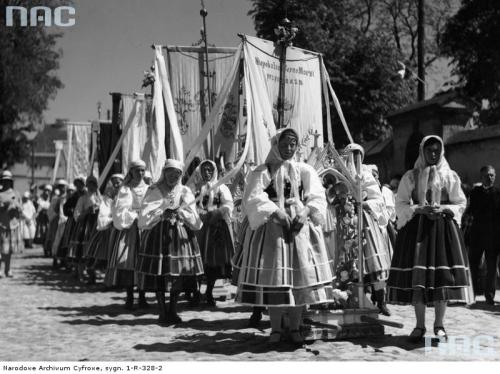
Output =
[{"x1": 468, "y1": 165, "x2": 500, "y2": 305}]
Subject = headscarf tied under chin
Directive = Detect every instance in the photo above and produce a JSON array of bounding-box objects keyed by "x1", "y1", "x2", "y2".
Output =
[
  {"x1": 413, "y1": 135, "x2": 450, "y2": 206},
  {"x1": 197, "y1": 160, "x2": 218, "y2": 210},
  {"x1": 265, "y1": 128, "x2": 300, "y2": 212}
]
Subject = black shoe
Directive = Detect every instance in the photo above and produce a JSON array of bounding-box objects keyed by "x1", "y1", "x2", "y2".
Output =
[
  {"x1": 166, "y1": 312, "x2": 182, "y2": 325},
  {"x1": 408, "y1": 327, "x2": 426, "y2": 343},
  {"x1": 378, "y1": 303, "x2": 391, "y2": 317},
  {"x1": 188, "y1": 291, "x2": 201, "y2": 307},
  {"x1": 433, "y1": 326, "x2": 448, "y2": 342},
  {"x1": 138, "y1": 298, "x2": 150, "y2": 309},
  {"x1": 248, "y1": 311, "x2": 262, "y2": 328},
  {"x1": 485, "y1": 296, "x2": 495, "y2": 305}
]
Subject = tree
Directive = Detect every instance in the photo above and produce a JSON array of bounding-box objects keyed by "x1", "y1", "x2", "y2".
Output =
[
  {"x1": 0, "y1": 0, "x2": 65, "y2": 168},
  {"x1": 248, "y1": 0, "x2": 415, "y2": 144},
  {"x1": 440, "y1": 0, "x2": 500, "y2": 124}
]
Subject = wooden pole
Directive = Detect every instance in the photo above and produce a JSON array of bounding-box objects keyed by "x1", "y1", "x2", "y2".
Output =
[{"x1": 277, "y1": 44, "x2": 287, "y2": 129}]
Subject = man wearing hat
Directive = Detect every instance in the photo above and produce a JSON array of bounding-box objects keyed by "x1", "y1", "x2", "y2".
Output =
[{"x1": 0, "y1": 170, "x2": 23, "y2": 277}]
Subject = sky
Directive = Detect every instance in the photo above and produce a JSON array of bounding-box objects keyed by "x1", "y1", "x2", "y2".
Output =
[{"x1": 45, "y1": 0, "x2": 255, "y2": 123}]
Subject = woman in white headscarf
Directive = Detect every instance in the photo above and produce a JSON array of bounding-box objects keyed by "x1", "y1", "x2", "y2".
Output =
[
  {"x1": 21, "y1": 192, "x2": 36, "y2": 248},
  {"x1": 85, "y1": 174, "x2": 124, "y2": 284},
  {"x1": 105, "y1": 160, "x2": 149, "y2": 309},
  {"x1": 136, "y1": 159, "x2": 203, "y2": 325},
  {"x1": 342, "y1": 145, "x2": 393, "y2": 316},
  {"x1": 193, "y1": 159, "x2": 234, "y2": 307},
  {"x1": 236, "y1": 128, "x2": 335, "y2": 345},
  {"x1": 387, "y1": 135, "x2": 472, "y2": 342}
]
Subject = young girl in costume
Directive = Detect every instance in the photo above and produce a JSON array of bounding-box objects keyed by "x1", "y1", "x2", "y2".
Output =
[{"x1": 136, "y1": 159, "x2": 204, "y2": 324}]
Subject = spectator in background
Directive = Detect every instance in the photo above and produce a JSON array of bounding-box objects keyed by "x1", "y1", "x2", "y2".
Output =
[
  {"x1": 467, "y1": 165, "x2": 500, "y2": 305},
  {"x1": 465, "y1": 111, "x2": 481, "y2": 130},
  {"x1": 21, "y1": 192, "x2": 36, "y2": 249}
]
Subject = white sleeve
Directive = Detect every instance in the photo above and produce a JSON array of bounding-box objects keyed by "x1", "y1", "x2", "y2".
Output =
[
  {"x1": 381, "y1": 186, "x2": 396, "y2": 222},
  {"x1": 362, "y1": 169, "x2": 388, "y2": 226},
  {"x1": 112, "y1": 187, "x2": 137, "y2": 230},
  {"x1": 73, "y1": 196, "x2": 85, "y2": 221},
  {"x1": 137, "y1": 186, "x2": 164, "y2": 230},
  {"x1": 441, "y1": 171, "x2": 467, "y2": 226},
  {"x1": 395, "y1": 171, "x2": 417, "y2": 229},
  {"x1": 243, "y1": 166, "x2": 278, "y2": 230},
  {"x1": 96, "y1": 197, "x2": 113, "y2": 231},
  {"x1": 300, "y1": 163, "x2": 327, "y2": 222},
  {"x1": 178, "y1": 187, "x2": 203, "y2": 231},
  {"x1": 218, "y1": 184, "x2": 234, "y2": 221}
]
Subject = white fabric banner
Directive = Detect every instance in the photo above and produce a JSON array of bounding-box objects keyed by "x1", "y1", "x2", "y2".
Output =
[
  {"x1": 244, "y1": 35, "x2": 323, "y2": 159},
  {"x1": 66, "y1": 124, "x2": 91, "y2": 182},
  {"x1": 166, "y1": 47, "x2": 239, "y2": 161},
  {"x1": 121, "y1": 95, "x2": 148, "y2": 173}
]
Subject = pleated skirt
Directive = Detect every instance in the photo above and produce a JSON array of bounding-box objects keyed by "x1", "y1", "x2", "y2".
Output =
[
  {"x1": 198, "y1": 214, "x2": 234, "y2": 279},
  {"x1": 45, "y1": 218, "x2": 59, "y2": 256},
  {"x1": 1, "y1": 226, "x2": 23, "y2": 255},
  {"x1": 231, "y1": 216, "x2": 249, "y2": 286},
  {"x1": 56, "y1": 217, "x2": 75, "y2": 258},
  {"x1": 85, "y1": 225, "x2": 113, "y2": 267},
  {"x1": 104, "y1": 222, "x2": 139, "y2": 288},
  {"x1": 35, "y1": 212, "x2": 49, "y2": 245},
  {"x1": 136, "y1": 217, "x2": 204, "y2": 292},
  {"x1": 387, "y1": 214, "x2": 473, "y2": 306},
  {"x1": 362, "y1": 211, "x2": 392, "y2": 283},
  {"x1": 235, "y1": 219, "x2": 336, "y2": 307}
]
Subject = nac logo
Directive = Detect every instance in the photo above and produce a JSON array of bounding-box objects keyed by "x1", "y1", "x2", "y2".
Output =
[{"x1": 6, "y1": 6, "x2": 76, "y2": 27}]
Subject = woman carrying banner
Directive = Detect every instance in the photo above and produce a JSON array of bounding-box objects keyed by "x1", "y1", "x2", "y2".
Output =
[
  {"x1": 387, "y1": 135, "x2": 472, "y2": 342},
  {"x1": 105, "y1": 161, "x2": 148, "y2": 309},
  {"x1": 236, "y1": 128, "x2": 335, "y2": 345},
  {"x1": 194, "y1": 159, "x2": 234, "y2": 306},
  {"x1": 136, "y1": 159, "x2": 204, "y2": 325}
]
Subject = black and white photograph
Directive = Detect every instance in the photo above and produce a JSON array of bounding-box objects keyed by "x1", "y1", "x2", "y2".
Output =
[{"x1": 1, "y1": 0, "x2": 500, "y2": 367}]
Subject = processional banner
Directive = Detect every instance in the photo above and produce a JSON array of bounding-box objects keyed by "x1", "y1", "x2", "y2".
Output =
[
  {"x1": 165, "y1": 46, "x2": 239, "y2": 162},
  {"x1": 66, "y1": 124, "x2": 91, "y2": 182},
  {"x1": 243, "y1": 35, "x2": 323, "y2": 159}
]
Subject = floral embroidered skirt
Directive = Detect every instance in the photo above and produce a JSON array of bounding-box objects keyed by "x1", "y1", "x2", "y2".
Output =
[
  {"x1": 105, "y1": 222, "x2": 139, "y2": 288},
  {"x1": 136, "y1": 217, "x2": 204, "y2": 292},
  {"x1": 387, "y1": 214, "x2": 473, "y2": 306},
  {"x1": 235, "y1": 220, "x2": 336, "y2": 307},
  {"x1": 198, "y1": 214, "x2": 234, "y2": 279}
]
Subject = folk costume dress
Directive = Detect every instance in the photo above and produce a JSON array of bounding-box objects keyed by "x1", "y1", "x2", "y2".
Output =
[
  {"x1": 387, "y1": 135, "x2": 472, "y2": 305},
  {"x1": 235, "y1": 131, "x2": 336, "y2": 307},
  {"x1": 85, "y1": 193, "x2": 115, "y2": 268},
  {"x1": 49, "y1": 193, "x2": 68, "y2": 258},
  {"x1": 35, "y1": 196, "x2": 50, "y2": 247},
  {"x1": 21, "y1": 198, "x2": 36, "y2": 245},
  {"x1": 57, "y1": 189, "x2": 85, "y2": 260},
  {"x1": 195, "y1": 160, "x2": 235, "y2": 281},
  {"x1": 136, "y1": 163, "x2": 204, "y2": 292},
  {"x1": 71, "y1": 188, "x2": 101, "y2": 262},
  {"x1": 360, "y1": 165, "x2": 393, "y2": 285},
  {"x1": 105, "y1": 180, "x2": 148, "y2": 288}
]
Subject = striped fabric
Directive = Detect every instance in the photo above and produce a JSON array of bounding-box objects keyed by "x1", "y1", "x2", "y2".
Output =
[
  {"x1": 387, "y1": 214, "x2": 473, "y2": 305},
  {"x1": 235, "y1": 219, "x2": 336, "y2": 307},
  {"x1": 198, "y1": 212, "x2": 234, "y2": 279},
  {"x1": 56, "y1": 217, "x2": 75, "y2": 258},
  {"x1": 104, "y1": 222, "x2": 140, "y2": 287},
  {"x1": 85, "y1": 225, "x2": 113, "y2": 266},
  {"x1": 362, "y1": 210, "x2": 392, "y2": 283},
  {"x1": 136, "y1": 216, "x2": 204, "y2": 291}
]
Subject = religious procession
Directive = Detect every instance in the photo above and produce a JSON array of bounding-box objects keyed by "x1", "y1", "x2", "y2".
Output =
[{"x1": 2, "y1": 0, "x2": 500, "y2": 363}]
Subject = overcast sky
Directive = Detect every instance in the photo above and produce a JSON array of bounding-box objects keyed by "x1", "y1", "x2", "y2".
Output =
[{"x1": 45, "y1": 0, "x2": 255, "y2": 123}]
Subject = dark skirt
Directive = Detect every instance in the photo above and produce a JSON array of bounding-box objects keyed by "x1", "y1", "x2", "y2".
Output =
[
  {"x1": 67, "y1": 213, "x2": 96, "y2": 261},
  {"x1": 35, "y1": 211, "x2": 49, "y2": 245},
  {"x1": 44, "y1": 218, "x2": 59, "y2": 256},
  {"x1": 136, "y1": 217, "x2": 204, "y2": 292},
  {"x1": 105, "y1": 222, "x2": 140, "y2": 288},
  {"x1": 387, "y1": 213, "x2": 473, "y2": 306},
  {"x1": 198, "y1": 213, "x2": 234, "y2": 279},
  {"x1": 56, "y1": 217, "x2": 76, "y2": 258},
  {"x1": 231, "y1": 217, "x2": 249, "y2": 286},
  {"x1": 85, "y1": 223, "x2": 111, "y2": 268}
]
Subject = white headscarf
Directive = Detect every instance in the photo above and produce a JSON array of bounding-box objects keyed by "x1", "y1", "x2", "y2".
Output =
[
  {"x1": 265, "y1": 128, "x2": 300, "y2": 211},
  {"x1": 413, "y1": 135, "x2": 450, "y2": 206},
  {"x1": 197, "y1": 160, "x2": 218, "y2": 209},
  {"x1": 155, "y1": 159, "x2": 184, "y2": 205}
]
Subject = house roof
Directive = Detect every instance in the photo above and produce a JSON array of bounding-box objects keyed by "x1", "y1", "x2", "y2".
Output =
[
  {"x1": 446, "y1": 125, "x2": 500, "y2": 146},
  {"x1": 33, "y1": 124, "x2": 67, "y2": 154},
  {"x1": 387, "y1": 90, "x2": 472, "y2": 119}
]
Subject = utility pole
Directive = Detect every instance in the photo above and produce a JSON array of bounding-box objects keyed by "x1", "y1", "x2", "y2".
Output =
[{"x1": 417, "y1": 0, "x2": 425, "y2": 101}]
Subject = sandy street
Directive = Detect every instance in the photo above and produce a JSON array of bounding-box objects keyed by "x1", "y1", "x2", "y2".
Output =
[{"x1": 1, "y1": 246, "x2": 500, "y2": 361}]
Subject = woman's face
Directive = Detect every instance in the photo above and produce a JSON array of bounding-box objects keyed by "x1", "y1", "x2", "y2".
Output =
[
  {"x1": 131, "y1": 167, "x2": 145, "y2": 183},
  {"x1": 423, "y1": 142, "x2": 442, "y2": 166},
  {"x1": 201, "y1": 163, "x2": 215, "y2": 182},
  {"x1": 86, "y1": 181, "x2": 98, "y2": 193},
  {"x1": 278, "y1": 134, "x2": 298, "y2": 160},
  {"x1": 111, "y1": 177, "x2": 122, "y2": 189},
  {"x1": 164, "y1": 168, "x2": 182, "y2": 188}
]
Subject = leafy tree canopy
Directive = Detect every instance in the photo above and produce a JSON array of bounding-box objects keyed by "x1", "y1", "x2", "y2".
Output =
[{"x1": 0, "y1": 0, "x2": 65, "y2": 168}]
